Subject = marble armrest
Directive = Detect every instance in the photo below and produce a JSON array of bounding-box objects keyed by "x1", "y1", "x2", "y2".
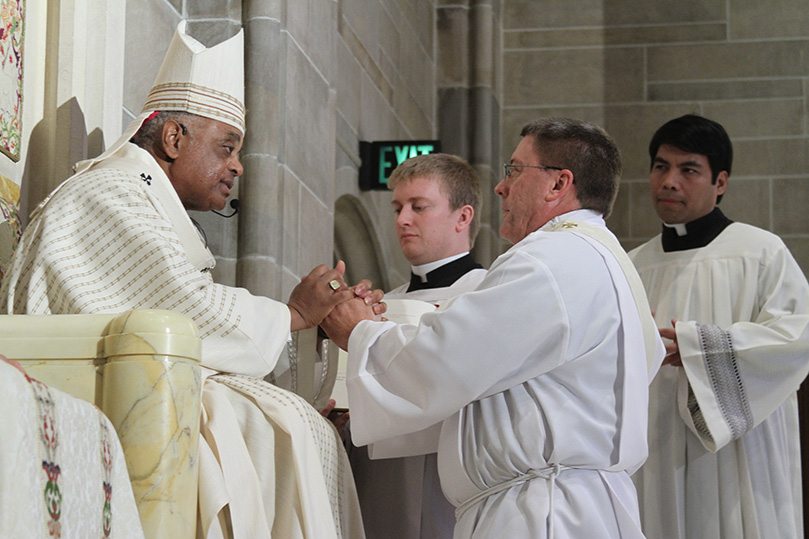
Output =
[{"x1": 0, "y1": 309, "x2": 202, "y2": 539}]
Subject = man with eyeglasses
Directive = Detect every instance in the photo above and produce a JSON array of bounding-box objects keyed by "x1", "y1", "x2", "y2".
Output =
[
  {"x1": 322, "y1": 117, "x2": 664, "y2": 538},
  {"x1": 629, "y1": 114, "x2": 809, "y2": 539}
]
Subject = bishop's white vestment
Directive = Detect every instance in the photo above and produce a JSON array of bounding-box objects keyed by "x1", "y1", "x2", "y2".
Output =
[
  {"x1": 350, "y1": 259, "x2": 487, "y2": 539},
  {"x1": 0, "y1": 142, "x2": 364, "y2": 539},
  {"x1": 346, "y1": 210, "x2": 663, "y2": 539},
  {"x1": 630, "y1": 220, "x2": 809, "y2": 539}
]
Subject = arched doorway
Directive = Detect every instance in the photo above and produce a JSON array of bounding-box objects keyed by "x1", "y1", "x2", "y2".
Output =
[{"x1": 334, "y1": 195, "x2": 389, "y2": 292}]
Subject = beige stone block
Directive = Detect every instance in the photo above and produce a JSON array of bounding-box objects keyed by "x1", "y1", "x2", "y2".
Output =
[
  {"x1": 469, "y1": 88, "x2": 498, "y2": 164},
  {"x1": 281, "y1": 171, "x2": 301, "y2": 272},
  {"x1": 340, "y1": 19, "x2": 394, "y2": 105},
  {"x1": 395, "y1": 0, "x2": 434, "y2": 51},
  {"x1": 284, "y1": 44, "x2": 336, "y2": 205},
  {"x1": 240, "y1": 154, "x2": 282, "y2": 258},
  {"x1": 187, "y1": 202, "x2": 239, "y2": 259},
  {"x1": 782, "y1": 237, "x2": 809, "y2": 275},
  {"x1": 398, "y1": 25, "x2": 436, "y2": 117},
  {"x1": 245, "y1": 82, "x2": 281, "y2": 157},
  {"x1": 237, "y1": 256, "x2": 281, "y2": 299},
  {"x1": 212, "y1": 257, "x2": 238, "y2": 287},
  {"x1": 244, "y1": 0, "x2": 282, "y2": 19},
  {"x1": 335, "y1": 114, "x2": 361, "y2": 173},
  {"x1": 602, "y1": 104, "x2": 704, "y2": 180},
  {"x1": 471, "y1": 5, "x2": 495, "y2": 87},
  {"x1": 503, "y1": 0, "x2": 605, "y2": 29},
  {"x1": 703, "y1": 99, "x2": 805, "y2": 138},
  {"x1": 606, "y1": 183, "x2": 631, "y2": 238},
  {"x1": 123, "y1": 2, "x2": 179, "y2": 113},
  {"x1": 244, "y1": 18, "x2": 282, "y2": 156},
  {"x1": 493, "y1": 12, "x2": 503, "y2": 101},
  {"x1": 649, "y1": 80, "x2": 804, "y2": 102},
  {"x1": 287, "y1": 0, "x2": 337, "y2": 83},
  {"x1": 298, "y1": 183, "x2": 334, "y2": 275},
  {"x1": 280, "y1": 267, "x2": 304, "y2": 306},
  {"x1": 438, "y1": 87, "x2": 471, "y2": 156},
  {"x1": 377, "y1": 50, "x2": 398, "y2": 100},
  {"x1": 437, "y1": 7, "x2": 470, "y2": 87},
  {"x1": 734, "y1": 139, "x2": 809, "y2": 177},
  {"x1": 504, "y1": 47, "x2": 644, "y2": 106},
  {"x1": 186, "y1": 0, "x2": 241, "y2": 19},
  {"x1": 504, "y1": 0, "x2": 724, "y2": 29},
  {"x1": 627, "y1": 180, "x2": 662, "y2": 239},
  {"x1": 186, "y1": 20, "x2": 242, "y2": 47},
  {"x1": 394, "y1": 83, "x2": 434, "y2": 138},
  {"x1": 335, "y1": 155, "x2": 362, "y2": 198},
  {"x1": 359, "y1": 69, "x2": 400, "y2": 139},
  {"x1": 648, "y1": 41, "x2": 809, "y2": 81},
  {"x1": 505, "y1": 23, "x2": 725, "y2": 49},
  {"x1": 730, "y1": 0, "x2": 809, "y2": 39},
  {"x1": 341, "y1": 0, "x2": 382, "y2": 54},
  {"x1": 335, "y1": 39, "x2": 363, "y2": 131},
  {"x1": 720, "y1": 179, "x2": 771, "y2": 231},
  {"x1": 377, "y1": 4, "x2": 401, "y2": 70},
  {"x1": 773, "y1": 178, "x2": 809, "y2": 235}
]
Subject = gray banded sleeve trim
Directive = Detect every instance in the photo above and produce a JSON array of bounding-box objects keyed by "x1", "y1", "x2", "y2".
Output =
[{"x1": 694, "y1": 323, "x2": 753, "y2": 442}]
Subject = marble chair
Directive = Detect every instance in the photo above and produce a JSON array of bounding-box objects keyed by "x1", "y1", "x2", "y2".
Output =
[{"x1": 0, "y1": 309, "x2": 202, "y2": 538}]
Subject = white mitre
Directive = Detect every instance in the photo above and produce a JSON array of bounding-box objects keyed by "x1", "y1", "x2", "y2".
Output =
[
  {"x1": 143, "y1": 20, "x2": 245, "y2": 134},
  {"x1": 74, "y1": 21, "x2": 245, "y2": 175}
]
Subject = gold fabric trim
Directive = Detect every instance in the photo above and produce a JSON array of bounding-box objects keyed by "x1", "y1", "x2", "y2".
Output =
[{"x1": 143, "y1": 82, "x2": 246, "y2": 133}]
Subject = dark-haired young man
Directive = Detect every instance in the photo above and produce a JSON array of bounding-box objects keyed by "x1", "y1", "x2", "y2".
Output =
[{"x1": 630, "y1": 114, "x2": 809, "y2": 539}]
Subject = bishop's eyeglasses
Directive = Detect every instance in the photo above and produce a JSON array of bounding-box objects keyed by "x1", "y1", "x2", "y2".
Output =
[{"x1": 503, "y1": 163, "x2": 564, "y2": 178}]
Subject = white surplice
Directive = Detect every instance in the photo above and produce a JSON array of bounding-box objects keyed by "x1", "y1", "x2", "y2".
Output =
[
  {"x1": 347, "y1": 210, "x2": 663, "y2": 539},
  {"x1": 0, "y1": 142, "x2": 363, "y2": 539},
  {"x1": 350, "y1": 264, "x2": 487, "y2": 539},
  {"x1": 630, "y1": 223, "x2": 809, "y2": 539},
  {"x1": 0, "y1": 358, "x2": 144, "y2": 538}
]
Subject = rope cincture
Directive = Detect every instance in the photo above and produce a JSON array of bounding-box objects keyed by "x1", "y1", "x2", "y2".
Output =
[{"x1": 455, "y1": 463, "x2": 569, "y2": 538}]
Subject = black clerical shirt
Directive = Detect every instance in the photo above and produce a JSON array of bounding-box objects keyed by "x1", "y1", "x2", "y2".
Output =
[
  {"x1": 406, "y1": 253, "x2": 483, "y2": 292},
  {"x1": 661, "y1": 207, "x2": 733, "y2": 253}
]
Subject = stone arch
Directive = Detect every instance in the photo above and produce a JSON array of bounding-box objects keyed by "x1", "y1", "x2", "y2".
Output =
[{"x1": 334, "y1": 195, "x2": 389, "y2": 291}]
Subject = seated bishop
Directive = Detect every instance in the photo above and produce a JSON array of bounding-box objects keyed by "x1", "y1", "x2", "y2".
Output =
[{"x1": 0, "y1": 21, "x2": 365, "y2": 538}]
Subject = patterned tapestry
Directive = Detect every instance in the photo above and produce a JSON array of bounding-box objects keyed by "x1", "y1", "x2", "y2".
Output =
[{"x1": 0, "y1": 0, "x2": 24, "y2": 162}]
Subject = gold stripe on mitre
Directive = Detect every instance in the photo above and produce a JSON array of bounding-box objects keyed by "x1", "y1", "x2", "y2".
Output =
[{"x1": 143, "y1": 82, "x2": 246, "y2": 134}]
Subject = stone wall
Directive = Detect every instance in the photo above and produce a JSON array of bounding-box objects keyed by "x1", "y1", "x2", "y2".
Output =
[{"x1": 502, "y1": 0, "x2": 809, "y2": 269}]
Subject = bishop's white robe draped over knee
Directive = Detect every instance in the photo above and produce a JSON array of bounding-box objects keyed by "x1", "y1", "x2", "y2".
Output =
[
  {"x1": 0, "y1": 142, "x2": 364, "y2": 538},
  {"x1": 630, "y1": 223, "x2": 809, "y2": 539},
  {"x1": 349, "y1": 267, "x2": 487, "y2": 539},
  {"x1": 0, "y1": 358, "x2": 145, "y2": 538},
  {"x1": 346, "y1": 210, "x2": 664, "y2": 539}
]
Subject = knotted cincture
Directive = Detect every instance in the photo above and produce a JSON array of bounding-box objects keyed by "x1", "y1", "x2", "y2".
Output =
[{"x1": 455, "y1": 463, "x2": 569, "y2": 539}]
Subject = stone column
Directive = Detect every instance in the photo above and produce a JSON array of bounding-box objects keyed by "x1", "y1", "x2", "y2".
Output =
[
  {"x1": 239, "y1": 1, "x2": 285, "y2": 298},
  {"x1": 437, "y1": 0, "x2": 503, "y2": 265}
]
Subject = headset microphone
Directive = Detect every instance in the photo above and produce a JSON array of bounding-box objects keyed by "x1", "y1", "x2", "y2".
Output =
[{"x1": 213, "y1": 199, "x2": 240, "y2": 218}]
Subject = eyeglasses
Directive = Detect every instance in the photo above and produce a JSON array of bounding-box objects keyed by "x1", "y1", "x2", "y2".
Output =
[{"x1": 503, "y1": 163, "x2": 564, "y2": 178}]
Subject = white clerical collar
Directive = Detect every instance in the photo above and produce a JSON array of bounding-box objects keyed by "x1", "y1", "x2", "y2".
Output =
[
  {"x1": 411, "y1": 252, "x2": 469, "y2": 282},
  {"x1": 663, "y1": 222, "x2": 688, "y2": 236}
]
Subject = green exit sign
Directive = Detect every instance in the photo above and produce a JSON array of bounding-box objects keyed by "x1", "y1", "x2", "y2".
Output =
[{"x1": 359, "y1": 140, "x2": 442, "y2": 190}]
